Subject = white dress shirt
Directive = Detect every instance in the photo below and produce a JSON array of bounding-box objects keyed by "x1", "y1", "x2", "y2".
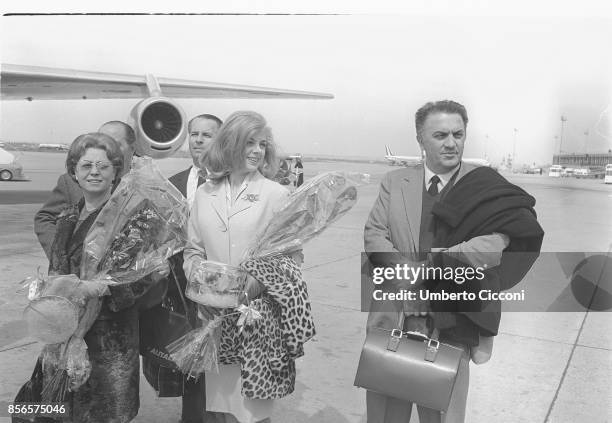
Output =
[
  {"x1": 423, "y1": 163, "x2": 460, "y2": 193},
  {"x1": 186, "y1": 165, "x2": 202, "y2": 209}
]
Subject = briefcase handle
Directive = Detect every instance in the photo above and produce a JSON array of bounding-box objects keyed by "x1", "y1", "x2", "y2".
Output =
[
  {"x1": 389, "y1": 313, "x2": 441, "y2": 362},
  {"x1": 403, "y1": 330, "x2": 430, "y2": 342},
  {"x1": 396, "y1": 312, "x2": 435, "y2": 340}
]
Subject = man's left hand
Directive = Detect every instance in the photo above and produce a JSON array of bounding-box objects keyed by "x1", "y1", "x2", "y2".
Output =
[{"x1": 403, "y1": 297, "x2": 431, "y2": 317}]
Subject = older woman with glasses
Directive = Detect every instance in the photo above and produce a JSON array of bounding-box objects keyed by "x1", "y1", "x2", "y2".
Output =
[{"x1": 38, "y1": 132, "x2": 162, "y2": 422}]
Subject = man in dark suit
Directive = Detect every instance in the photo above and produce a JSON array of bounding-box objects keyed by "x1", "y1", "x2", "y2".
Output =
[
  {"x1": 363, "y1": 100, "x2": 542, "y2": 423},
  {"x1": 171, "y1": 114, "x2": 223, "y2": 208},
  {"x1": 141, "y1": 114, "x2": 222, "y2": 423},
  {"x1": 34, "y1": 121, "x2": 136, "y2": 259}
]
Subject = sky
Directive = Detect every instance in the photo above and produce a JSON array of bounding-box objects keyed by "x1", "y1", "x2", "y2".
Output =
[{"x1": 1, "y1": 8, "x2": 611, "y2": 166}]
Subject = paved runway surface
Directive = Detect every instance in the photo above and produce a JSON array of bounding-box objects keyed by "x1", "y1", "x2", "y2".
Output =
[{"x1": 1, "y1": 152, "x2": 611, "y2": 422}]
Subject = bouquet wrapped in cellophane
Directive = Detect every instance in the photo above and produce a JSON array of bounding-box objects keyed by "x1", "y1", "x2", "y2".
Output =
[
  {"x1": 26, "y1": 157, "x2": 189, "y2": 401},
  {"x1": 245, "y1": 171, "x2": 369, "y2": 258},
  {"x1": 21, "y1": 273, "x2": 109, "y2": 400},
  {"x1": 168, "y1": 261, "x2": 248, "y2": 377},
  {"x1": 185, "y1": 261, "x2": 248, "y2": 309},
  {"x1": 168, "y1": 171, "x2": 368, "y2": 378},
  {"x1": 82, "y1": 156, "x2": 189, "y2": 284}
]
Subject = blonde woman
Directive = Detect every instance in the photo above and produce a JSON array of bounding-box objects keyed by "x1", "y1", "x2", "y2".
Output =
[{"x1": 183, "y1": 111, "x2": 288, "y2": 423}]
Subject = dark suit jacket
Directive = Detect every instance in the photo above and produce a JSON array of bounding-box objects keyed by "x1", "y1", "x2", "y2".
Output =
[
  {"x1": 364, "y1": 163, "x2": 476, "y2": 260},
  {"x1": 168, "y1": 167, "x2": 191, "y2": 197},
  {"x1": 140, "y1": 166, "x2": 202, "y2": 397},
  {"x1": 141, "y1": 165, "x2": 193, "y2": 313},
  {"x1": 34, "y1": 173, "x2": 83, "y2": 259},
  {"x1": 363, "y1": 162, "x2": 477, "y2": 331},
  {"x1": 164, "y1": 166, "x2": 195, "y2": 315}
]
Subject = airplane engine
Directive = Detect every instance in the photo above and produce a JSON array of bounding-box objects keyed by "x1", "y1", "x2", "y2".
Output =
[{"x1": 130, "y1": 96, "x2": 187, "y2": 159}]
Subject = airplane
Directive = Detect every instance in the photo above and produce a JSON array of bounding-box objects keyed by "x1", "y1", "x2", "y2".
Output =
[
  {"x1": 38, "y1": 143, "x2": 69, "y2": 151},
  {"x1": 384, "y1": 145, "x2": 492, "y2": 167},
  {"x1": 384, "y1": 145, "x2": 421, "y2": 166},
  {"x1": 281, "y1": 153, "x2": 303, "y2": 161},
  {"x1": 1, "y1": 64, "x2": 334, "y2": 159}
]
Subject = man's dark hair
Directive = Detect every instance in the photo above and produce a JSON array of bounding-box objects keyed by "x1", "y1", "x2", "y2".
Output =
[
  {"x1": 188, "y1": 114, "x2": 223, "y2": 132},
  {"x1": 415, "y1": 100, "x2": 468, "y2": 137}
]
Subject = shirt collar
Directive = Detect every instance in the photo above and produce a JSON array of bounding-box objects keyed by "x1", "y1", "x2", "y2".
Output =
[
  {"x1": 190, "y1": 165, "x2": 208, "y2": 179},
  {"x1": 424, "y1": 163, "x2": 461, "y2": 189}
]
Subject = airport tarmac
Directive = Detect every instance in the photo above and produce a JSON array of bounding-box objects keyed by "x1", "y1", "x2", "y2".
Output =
[{"x1": 1, "y1": 152, "x2": 611, "y2": 422}]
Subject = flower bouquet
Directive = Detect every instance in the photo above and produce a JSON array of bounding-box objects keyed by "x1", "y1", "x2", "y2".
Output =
[
  {"x1": 168, "y1": 261, "x2": 247, "y2": 377},
  {"x1": 21, "y1": 273, "x2": 109, "y2": 401},
  {"x1": 23, "y1": 274, "x2": 109, "y2": 345},
  {"x1": 82, "y1": 156, "x2": 189, "y2": 284},
  {"x1": 168, "y1": 171, "x2": 368, "y2": 377},
  {"x1": 245, "y1": 171, "x2": 369, "y2": 258},
  {"x1": 28, "y1": 157, "x2": 189, "y2": 401},
  {"x1": 185, "y1": 261, "x2": 248, "y2": 309}
]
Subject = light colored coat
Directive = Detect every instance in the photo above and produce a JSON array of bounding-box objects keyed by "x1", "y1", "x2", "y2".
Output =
[{"x1": 183, "y1": 171, "x2": 289, "y2": 279}]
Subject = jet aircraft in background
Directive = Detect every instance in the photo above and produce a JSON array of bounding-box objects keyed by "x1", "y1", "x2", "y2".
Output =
[
  {"x1": 384, "y1": 145, "x2": 491, "y2": 167},
  {"x1": 384, "y1": 145, "x2": 421, "y2": 166},
  {"x1": 1, "y1": 64, "x2": 333, "y2": 159}
]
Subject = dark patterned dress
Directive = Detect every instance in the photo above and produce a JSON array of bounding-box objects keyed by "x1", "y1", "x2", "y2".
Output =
[{"x1": 41, "y1": 201, "x2": 154, "y2": 423}]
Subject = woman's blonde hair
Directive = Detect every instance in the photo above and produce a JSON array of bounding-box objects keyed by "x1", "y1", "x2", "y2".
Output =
[{"x1": 201, "y1": 111, "x2": 279, "y2": 182}]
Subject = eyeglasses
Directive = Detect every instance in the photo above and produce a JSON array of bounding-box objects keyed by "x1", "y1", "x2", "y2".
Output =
[{"x1": 76, "y1": 161, "x2": 114, "y2": 173}]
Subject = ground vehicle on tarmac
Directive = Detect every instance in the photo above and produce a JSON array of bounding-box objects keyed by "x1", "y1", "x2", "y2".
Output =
[
  {"x1": 605, "y1": 164, "x2": 612, "y2": 184},
  {"x1": 548, "y1": 165, "x2": 563, "y2": 177},
  {"x1": 561, "y1": 167, "x2": 575, "y2": 177},
  {"x1": 0, "y1": 147, "x2": 27, "y2": 181}
]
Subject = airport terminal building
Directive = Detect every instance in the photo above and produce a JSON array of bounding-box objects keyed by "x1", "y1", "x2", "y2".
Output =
[{"x1": 553, "y1": 152, "x2": 612, "y2": 166}]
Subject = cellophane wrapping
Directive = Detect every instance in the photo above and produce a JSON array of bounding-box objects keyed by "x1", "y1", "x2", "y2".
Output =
[
  {"x1": 23, "y1": 274, "x2": 109, "y2": 345},
  {"x1": 36, "y1": 157, "x2": 189, "y2": 401},
  {"x1": 81, "y1": 156, "x2": 189, "y2": 284},
  {"x1": 20, "y1": 273, "x2": 109, "y2": 402},
  {"x1": 169, "y1": 262, "x2": 246, "y2": 375},
  {"x1": 185, "y1": 261, "x2": 248, "y2": 309},
  {"x1": 166, "y1": 312, "x2": 223, "y2": 378},
  {"x1": 169, "y1": 171, "x2": 368, "y2": 377},
  {"x1": 245, "y1": 171, "x2": 369, "y2": 258}
]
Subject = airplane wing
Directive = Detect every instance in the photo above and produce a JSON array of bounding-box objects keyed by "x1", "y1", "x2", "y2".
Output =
[{"x1": 1, "y1": 64, "x2": 334, "y2": 101}]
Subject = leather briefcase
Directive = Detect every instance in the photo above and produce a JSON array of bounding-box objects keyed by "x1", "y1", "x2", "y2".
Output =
[{"x1": 354, "y1": 314, "x2": 464, "y2": 412}]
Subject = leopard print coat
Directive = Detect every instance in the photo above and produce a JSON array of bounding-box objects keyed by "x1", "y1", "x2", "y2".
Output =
[{"x1": 217, "y1": 255, "x2": 315, "y2": 399}]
